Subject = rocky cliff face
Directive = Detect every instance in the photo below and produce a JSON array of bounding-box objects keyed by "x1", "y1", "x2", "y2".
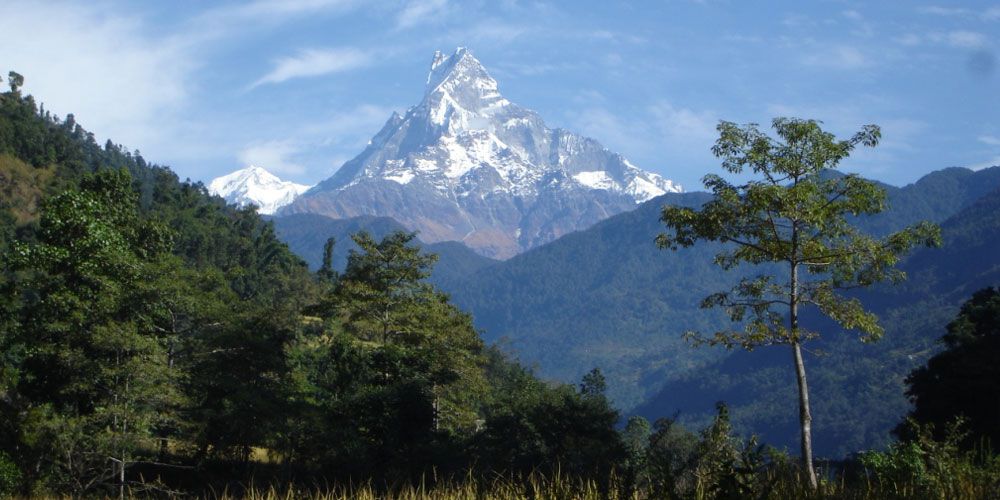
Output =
[{"x1": 282, "y1": 47, "x2": 680, "y2": 259}]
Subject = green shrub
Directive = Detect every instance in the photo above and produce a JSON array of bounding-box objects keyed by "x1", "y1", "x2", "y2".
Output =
[
  {"x1": 859, "y1": 418, "x2": 1000, "y2": 498},
  {"x1": 0, "y1": 451, "x2": 21, "y2": 495}
]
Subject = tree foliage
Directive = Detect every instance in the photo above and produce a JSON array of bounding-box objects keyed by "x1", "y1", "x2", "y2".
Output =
[
  {"x1": 6, "y1": 169, "x2": 178, "y2": 494},
  {"x1": 658, "y1": 118, "x2": 939, "y2": 349},
  {"x1": 900, "y1": 286, "x2": 1000, "y2": 449}
]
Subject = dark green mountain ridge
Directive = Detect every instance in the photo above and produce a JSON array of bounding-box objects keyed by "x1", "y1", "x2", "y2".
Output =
[
  {"x1": 269, "y1": 166, "x2": 1000, "y2": 447},
  {"x1": 431, "y1": 166, "x2": 998, "y2": 406},
  {"x1": 636, "y1": 181, "x2": 1000, "y2": 456}
]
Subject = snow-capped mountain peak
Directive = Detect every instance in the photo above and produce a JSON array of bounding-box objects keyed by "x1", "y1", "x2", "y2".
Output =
[
  {"x1": 284, "y1": 47, "x2": 681, "y2": 259},
  {"x1": 425, "y1": 47, "x2": 493, "y2": 94},
  {"x1": 208, "y1": 165, "x2": 311, "y2": 215},
  {"x1": 421, "y1": 48, "x2": 507, "y2": 134}
]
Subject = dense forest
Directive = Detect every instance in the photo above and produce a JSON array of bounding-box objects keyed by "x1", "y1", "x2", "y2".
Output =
[{"x1": 1, "y1": 73, "x2": 998, "y2": 498}]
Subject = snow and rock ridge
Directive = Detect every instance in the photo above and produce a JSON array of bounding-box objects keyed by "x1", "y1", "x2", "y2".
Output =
[
  {"x1": 208, "y1": 165, "x2": 311, "y2": 215},
  {"x1": 284, "y1": 47, "x2": 682, "y2": 259}
]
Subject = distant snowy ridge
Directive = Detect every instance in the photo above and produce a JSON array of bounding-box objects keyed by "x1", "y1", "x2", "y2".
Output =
[
  {"x1": 208, "y1": 165, "x2": 311, "y2": 215},
  {"x1": 283, "y1": 47, "x2": 681, "y2": 258}
]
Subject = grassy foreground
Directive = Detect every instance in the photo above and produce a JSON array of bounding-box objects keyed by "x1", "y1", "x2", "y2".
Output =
[{"x1": 93, "y1": 469, "x2": 996, "y2": 500}]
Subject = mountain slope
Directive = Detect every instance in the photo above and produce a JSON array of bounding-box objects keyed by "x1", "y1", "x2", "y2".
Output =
[
  {"x1": 209, "y1": 165, "x2": 310, "y2": 214},
  {"x1": 439, "y1": 167, "x2": 1000, "y2": 416},
  {"x1": 282, "y1": 47, "x2": 680, "y2": 259}
]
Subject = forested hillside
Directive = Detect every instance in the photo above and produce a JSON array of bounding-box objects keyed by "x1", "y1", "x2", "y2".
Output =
[
  {"x1": 268, "y1": 162, "x2": 1000, "y2": 459},
  {"x1": 637, "y1": 183, "x2": 1000, "y2": 456},
  {"x1": 436, "y1": 165, "x2": 1000, "y2": 454},
  {"x1": 0, "y1": 75, "x2": 627, "y2": 497}
]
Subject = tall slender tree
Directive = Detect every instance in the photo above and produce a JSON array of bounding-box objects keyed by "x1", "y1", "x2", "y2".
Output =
[
  {"x1": 318, "y1": 236, "x2": 338, "y2": 283},
  {"x1": 657, "y1": 118, "x2": 940, "y2": 488}
]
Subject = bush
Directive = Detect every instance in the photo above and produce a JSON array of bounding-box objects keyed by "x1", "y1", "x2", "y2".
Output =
[
  {"x1": 859, "y1": 418, "x2": 1000, "y2": 498},
  {"x1": 645, "y1": 403, "x2": 779, "y2": 500},
  {"x1": 0, "y1": 451, "x2": 21, "y2": 495}
]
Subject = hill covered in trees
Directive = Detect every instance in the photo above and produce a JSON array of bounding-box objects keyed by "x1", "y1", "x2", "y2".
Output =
[
  {"x1": 433, "y1": 165, "x2": 1000, "y2": 455},
  {"x1": 0, "y1": 74, "x2": 629, "y2": 497}
]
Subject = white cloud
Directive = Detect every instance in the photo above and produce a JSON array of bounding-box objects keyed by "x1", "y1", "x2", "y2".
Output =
[
  {"x1": 238, "y1": 104, "x2": 398, "y2": 182},
  {"x1": 842, "y1": 9, "x2": 863, "y2": 21},
  {"x1": 764, "y1": 102, "x2": 929, "y2": 176},
  {"x1": 565, "y1": 101, "x2": 718, "y2": 182},
  {"x1": 918, "y1": 6, "x2": 972, "y2": 17},
  {"x1": 588, "y1": 30, "x2": 647, "y2": 45},
  {"x1": 937, "y1": 30, "x2": 988, "y2": 48},
  {"x1": 300, "y1": 104, "x2": 398, "y2": 144},
  {"x1": 435, "y1": 19, "x2": 530, "y2": 48},
  {"x1": 648, "y1": 101, "x2": 718, "y2": 146},
  {"x1": 894, "y1": 31, "x2": 991, "y2": 49},
  {"x1": 722, "y1": 34, "x2": 764, "y2": 44},
  {"x1": 467, "y1": 21, "x2": 528, "y2": 43},
  {"x1": 225, "y1": 0, "x2": 362, "y2": 17},
  {"x1": 979, "y1": 135, "x2": 1000, "y2": 146},
  {"x1": 0, "y1": 1, "x2": 195, "y2": 159},
  {"x1": 840, "y1": 9, "x2": 875, "y2": 37},
  {"x1": 396, "y1": 0, "x2": 449, "y2": 29},
  {"x1": 569, "y1": 107, "x2": 640, "y2": 153},
  {"x1": 781, "y1": 13, "x2": 813, "y2": 28},
  {"x1": 965, "y1": 155, "x2": 1000, "y2": 171},
  {"x1": 238, "y1": 140, "x2": 306, "y2": 175},
  {"x1": 195, "y1": 0, "x2": 365, "y2": 34},
  {"x1": 494, "y1": 61, "x2": 581, "y2": 77},
  {"x1": 894, "y1": 33, "x2": 923, "y2": 46},
  {"x1": 874, "y1": 118, "x2": 929, "y2": 153},
  {"x1": 251, "y1": 48, "x2": 372, "y2": 88},
  {"x1": 919, "y1": 5, "x2": 1000, "y2": 21},
  {"x1": 802, "y1": 46, "x2": 869, "y2": 69},
  {"x1": 178, "y1": 0, "x2": 373, "y2": 52}
]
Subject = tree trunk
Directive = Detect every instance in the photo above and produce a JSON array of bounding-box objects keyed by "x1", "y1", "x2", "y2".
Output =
[
  {"x1": 118, "y1": 455, "x2": 125, "y2": 500},
  {"x1": 161, "y1": 339, "x2": 175, "y2": 460},
  {"x1": 790, "y1": 225, "x2": 818, "y2": 489},
  {"x1": 792, "y1": 341, "x2": 817, "y2": 489},
  {"x1": 433, "y1": 386, "x2": 440, "y2": 432}
]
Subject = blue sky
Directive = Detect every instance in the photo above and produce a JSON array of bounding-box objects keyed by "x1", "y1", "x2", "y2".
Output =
[{"x1": 2, "y1": 0, "x2": 998, "y2": 190}]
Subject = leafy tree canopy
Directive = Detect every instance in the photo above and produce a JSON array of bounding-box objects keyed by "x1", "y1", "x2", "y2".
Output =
[{"x1": 900, "y1": 286, "x2": 1000, "y2": 449}]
